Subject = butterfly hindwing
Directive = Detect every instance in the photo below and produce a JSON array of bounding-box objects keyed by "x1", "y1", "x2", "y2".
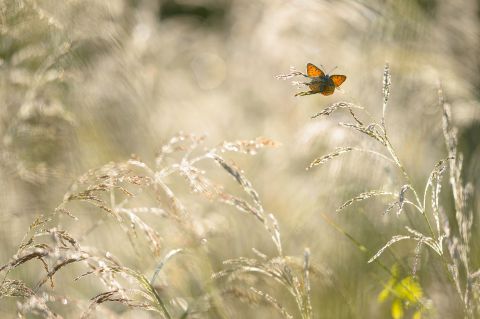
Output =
[
  {"x1": 320, "y1": 85, "x2": 335, "y2": 96},
  {"x1": 330, "y1": 75, "x2": 347, "y2": 87},
  {"x1": 306, "y1": 63, "x2": 325, "y2": 78},
  {"x1": 308, "y1": 82, "x2": 322, "y2": 93}
]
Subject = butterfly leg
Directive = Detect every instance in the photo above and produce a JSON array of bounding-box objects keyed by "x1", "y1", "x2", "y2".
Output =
[{"x1": 294, "y1": 90, "x2": 316, "y2": 96}]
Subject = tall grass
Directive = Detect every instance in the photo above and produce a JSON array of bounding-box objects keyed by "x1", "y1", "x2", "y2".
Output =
[
  {"x1": 1, "y1": 63, "x2": 477, "y2": 318},
  {"x1": 1, "y1": 133, "x2": 317, "y2": 318},
  {"x1": 1, "y1": 1, "x2": 479, "y2": 318},
  {"x1": 306, "y1": 64, "x2": 479, "y2": 318}
]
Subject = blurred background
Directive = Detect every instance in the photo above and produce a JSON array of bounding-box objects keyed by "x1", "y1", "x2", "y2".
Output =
[{"x1": 1, "y1": 0, "x2": 479, "y2": 318}]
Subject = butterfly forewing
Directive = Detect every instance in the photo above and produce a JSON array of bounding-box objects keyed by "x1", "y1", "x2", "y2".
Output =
[
  {"x1": 306, "y1": 63, "x2": 325, "y2": 78},
  {"x1": 330, "y1": 75, "x2": 347, "y2": 87}
]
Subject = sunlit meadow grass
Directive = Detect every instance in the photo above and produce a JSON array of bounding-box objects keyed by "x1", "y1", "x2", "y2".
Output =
[
  {"x1": 2, "y1": 64, "x2": 478, "y2": 318},
  {"x1": 305, "y1": 65, "x2": 479, "y2": 318},
  {"x1": 1, "y1": 1, "x2": 479, "y2": 319}
]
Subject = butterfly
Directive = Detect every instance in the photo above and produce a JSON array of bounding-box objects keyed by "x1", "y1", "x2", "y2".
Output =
[{"x1": 295, "y1": 63, "x2": 346, "y2": 96}]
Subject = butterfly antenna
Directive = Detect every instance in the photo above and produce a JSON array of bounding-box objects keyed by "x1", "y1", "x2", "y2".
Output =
[
  {"x1": 320, "y1": 64, "x2": 327, "y2": 73},
  {"x1": 327, "y1": 66, "x2": 338, "y2": 75}
]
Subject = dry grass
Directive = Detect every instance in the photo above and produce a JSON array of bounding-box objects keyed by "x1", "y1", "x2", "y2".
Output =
[
  {"x1": 1, "y1": 1, "x2": 479, "y2": 318},
  {"x1": 307, "y1": 65, "x2": 479, "y2": 318}
]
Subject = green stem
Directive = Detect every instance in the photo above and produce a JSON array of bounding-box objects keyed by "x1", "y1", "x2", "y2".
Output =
[
  {"x1": 384, "y1": 137, "x2": 435, "y2": 236},
  {"x1": 150, "y1": 283, "x2": 173, "y2": 319},
  {"x1": 319, "y1": 212, "x2": 426, "y2": 307},
  {"x1": 383, "y1": 136, "x2": 461, "y2": 307}
]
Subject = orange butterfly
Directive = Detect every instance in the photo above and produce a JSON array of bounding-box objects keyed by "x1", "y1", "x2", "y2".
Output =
[{"x1": 295, "y1": 63, "x2": 346, "y2": 96}]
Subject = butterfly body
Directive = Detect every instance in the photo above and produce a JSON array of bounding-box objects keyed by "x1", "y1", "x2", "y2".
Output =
[
  {"x1": 295, "y1": 63, "x2": 346, "y2": 96},
  {"x1": 308, "y1": 74, "x2": 336, "y2": 95}
]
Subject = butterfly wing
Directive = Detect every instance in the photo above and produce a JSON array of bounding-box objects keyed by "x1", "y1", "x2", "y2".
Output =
[
  {"x1": 308, "y1": 82, "x2": 322, "y2": 93},
  {"x1": 306, "y1": 63, "x2": 325, "y2": 78},
  {"x1": 320, "y1": 85, "x2": 335, "y2": 96},
  {"x1": 330, "y1": 75, "x2": 347, "y2": 87}
]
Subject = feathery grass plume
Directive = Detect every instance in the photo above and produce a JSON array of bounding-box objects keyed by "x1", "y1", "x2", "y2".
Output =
[
  {"x1": 310, "y1": 102, "x2": 363, "y2": 119},
  {"x1": 80, "y1": 290, "x2": 157, "y2": 319},
  {"x1": 73, "y1": 250, "x2": 180, "y2": 318},
  {"x1": 339, "y1": 122, "x2": 387, "y2": 145},
  {"x1": 249, "y1": 287, "x2": 294, "y2": 319},
  {"x1": 381, "y1": 63, "x2": 391, "y2": 130},
  {"x1": 396, "y1": 184, "x2": 409, "y2": 216},
  {"x1": 200, "y1": 135, "x2": 316, "y2": 318},
  {"x1": 367, "y1": 235, "x2": 411, "y2": 263},
  {"x1": 382, "y1": 185, "x2": 417, "y2": 216},
  {"x1": 213, "y1": 254, "x2": 315, "y2": 319},
  {"x1": 307, "y1": 147, "x2": 353, "y2": 169},
  {"x1": 424, "y1": 158, "x2": 453, "y2": 234},
  {"x1": 302, "y1": 248, "x2": 313, "y2": 319},
  {"x1": 155, "y1": 134, "x2": 282, "y2": 254},
  {"x1": 0, "y1": 280, "x2": 34, "y2": 298},
  {"x1": 210, "y1": 154, "x2": 262, "y2": 210},
  {"x1": 0, "y1": 1, "x2": 88, "y2": 184},
  {"x1": 308, "y1": 146, "x2": 395, "y2": 171},
  {"x1": 1, "y1": 222, "x2": 87, "y2": 317},
  {"x1": 275, "y1": 66, "x2": 305, "y2": 80},
  {"x1": 2, "y1": 133, "x2": 287, "y2": 318},
  {"x1": 0, "y1": 226, "x2": 158, "y2": 318},
  {"x1": 17, "y1": 293, "x2": 63, "y2": 319},
  {"x1": 219, "y1": 137, "x2": 281, "y2": 155},
  {"x1": 57, "y1": 160, "x2": 162, "y2": 256},
  {"x1": 336, "y1": 190, "x2": 395, "y2": 212},
  {"x1": 412, "y1": 241, "x2": 423, "y2": 277},
  {"x1": 158, "y1": 134, "x2": 285, "y2": 255},
  {"x1": 439, "y1": 85, "x2": 479, "y2": 317},
  {"x1": 404, "y1": 226, "x2": 443, "y2": 255}
]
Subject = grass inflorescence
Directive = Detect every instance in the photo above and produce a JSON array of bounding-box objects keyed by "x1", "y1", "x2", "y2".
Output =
[{"x1": 307, "y1": 64, "x2": 479, "y2": 318}]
